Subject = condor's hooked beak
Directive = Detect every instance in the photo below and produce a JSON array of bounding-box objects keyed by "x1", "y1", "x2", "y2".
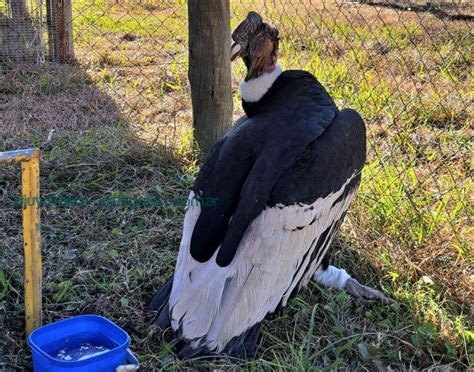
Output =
[
  {"x1": 230, "y1": 11, "x2": 262, "y2": 62},
  {"x1": 230, "y1": 42, "x2": 242, "y2": 61}
]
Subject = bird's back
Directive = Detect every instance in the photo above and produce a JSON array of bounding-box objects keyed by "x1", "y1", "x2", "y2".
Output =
[
  {"x1": 270, "y1": 107, "x2": 366, "y2": 206},
  {"x1": 152, "y1": 69, "x2": 366, "y2": 359}
]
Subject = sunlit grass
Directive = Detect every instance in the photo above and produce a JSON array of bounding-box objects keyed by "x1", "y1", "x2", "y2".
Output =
[
  {"x1": 70, "y1": 0, "x2": 472, "y2": 368},
  {"x1": 1, "y1": 0, "x2": 472, "y2": 369}
]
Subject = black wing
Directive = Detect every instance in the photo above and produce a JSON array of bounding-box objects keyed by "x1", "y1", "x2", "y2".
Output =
[
  {"x1": 189, "y1": 71, "x2": 355, "y2": 267},
  {"x1": 269, "y1": 108, "x2": 366, "y2": 206}
]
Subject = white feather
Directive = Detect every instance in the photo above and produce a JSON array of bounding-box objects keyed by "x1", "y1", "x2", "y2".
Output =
[
  {"x1": 239, "y1": 64, "x2": 283, "y2": 102},
  {"x1": 169, "y1": 172, "x2": 359, "y2": 352},
  {"x1": 313, "y1": 265, "x2": 351, "y2": 290}
]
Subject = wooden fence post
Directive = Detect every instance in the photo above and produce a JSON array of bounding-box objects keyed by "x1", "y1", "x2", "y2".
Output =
[
  {"x1": 188, "y1": 0, "x2": 233, "y2": 155},
  {"x1": 47, "y1": 0, "x2": 74, "y2": 63}
]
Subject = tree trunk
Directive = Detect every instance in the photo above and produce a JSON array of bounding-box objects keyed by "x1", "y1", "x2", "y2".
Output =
[{"x1": 188, "y1": 0, "x2": 233, "y2": 155}]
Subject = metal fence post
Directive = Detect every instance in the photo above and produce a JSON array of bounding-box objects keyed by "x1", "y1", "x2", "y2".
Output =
[
  {"x1": 0, "y1": 148, "x2": 42, "y2": 336},
  {"x1": 21, "y1": 154, "x2": 42, "y2": 335},
  {"x1": 47, "y1": 0, "x2": 74, "y2": 63}
]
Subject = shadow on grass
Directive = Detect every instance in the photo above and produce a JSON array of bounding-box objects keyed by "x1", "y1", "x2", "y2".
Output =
[
  {"x1": 0, "y1": 61, "x2": 190, "y2": 369},
  {"x1": 0, "y1": 62, "x2": 470, "y2": 370}
]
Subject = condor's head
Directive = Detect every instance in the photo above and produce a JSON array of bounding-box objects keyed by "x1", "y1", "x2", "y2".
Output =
[{"x1": 231, "y1": 12, "x2": 280, "y2": 82}]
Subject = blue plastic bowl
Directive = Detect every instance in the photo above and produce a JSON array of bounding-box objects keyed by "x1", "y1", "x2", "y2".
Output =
[{"x1": 27, "y1": 315, "x2": 139, "y2": 372}]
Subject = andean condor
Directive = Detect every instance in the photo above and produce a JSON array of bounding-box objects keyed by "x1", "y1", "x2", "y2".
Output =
[{"x1": 150, "y1": 11, "x2": 391, "y2": 359}]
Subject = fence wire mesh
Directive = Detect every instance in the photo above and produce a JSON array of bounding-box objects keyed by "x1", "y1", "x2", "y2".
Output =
[
  {"x1": 0, "y1": 1, "x2": 473, "y2": 368},
  {"x1": 2, "y1": 0, "x2": 472, "y2": 299},
  {"x1": 0, "y1": 0, "x2": 75, "y2": 64},
  {"x1": 68, "y1": 0, "x2": 472, "y2": 263},
  {"x1": 0, "y1": 0, "x2": 47, "y2": 63}
]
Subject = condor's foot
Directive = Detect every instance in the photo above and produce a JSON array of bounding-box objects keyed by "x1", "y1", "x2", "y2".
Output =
[
  {"x1": 344, "y1": 277, "x2": 394, "y2": 304},
  {"x1": 313, "y1": 265, "x2": 394, "y2": 304}
]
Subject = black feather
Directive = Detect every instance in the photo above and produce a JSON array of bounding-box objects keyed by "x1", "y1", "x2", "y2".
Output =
[
  {"x1": 148, "y1": 275, "x2": 174, "y2": 312},
  {"x1": 191, "y1": 70, "x2": 344, "y2": 267}
]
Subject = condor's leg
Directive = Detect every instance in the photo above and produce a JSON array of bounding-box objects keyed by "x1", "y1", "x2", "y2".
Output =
[{"x1": 313, "y1": 265, "x2": 393, "y2": 303}]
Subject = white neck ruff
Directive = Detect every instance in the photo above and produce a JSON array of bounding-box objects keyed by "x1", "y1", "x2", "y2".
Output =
[{"x1": 239, "y1": 64, "x2": 283, "y2": 103}]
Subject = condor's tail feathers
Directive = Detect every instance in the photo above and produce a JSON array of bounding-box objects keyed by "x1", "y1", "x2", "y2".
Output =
[
  {"x1": 148, "y1": 275, "x2": 261, "y2": 359},
  {"x1": 149, "y1": 275, "x2": 173, "y2": 330}
]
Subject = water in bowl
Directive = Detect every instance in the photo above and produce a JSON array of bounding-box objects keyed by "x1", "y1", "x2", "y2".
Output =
[
  {"x1": 56, "y1": 342, "x2": 110, "y2": 361},
  {"x1": 45, "y1": 331, "x2": 117, "y2": 362}
]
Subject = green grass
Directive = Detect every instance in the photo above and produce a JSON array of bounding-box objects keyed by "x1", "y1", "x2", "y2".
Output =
[{"x1": 1, "y1": 0, "x2": 472, "y2": 369}]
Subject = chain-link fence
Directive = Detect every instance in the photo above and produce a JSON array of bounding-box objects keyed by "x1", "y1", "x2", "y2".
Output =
[
  {"x1": 2, "y1": 0, "x2": 472, "y2": 294},
  {"x1": 1, "y1": 1, "x2": 472, "y2": 368},
  {"x1": 0, "y1": 0, "x2": 46, "y2": 63},
  {"x1": 0, "y1": 0, "x2": 74, "y2": 64},
  {"x1": 70, "y1": 0, "x2": 471, "y2": 253}
]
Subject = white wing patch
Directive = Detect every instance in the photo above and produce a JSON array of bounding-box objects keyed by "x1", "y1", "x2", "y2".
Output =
[{"x1": 169, "y1": 172, "x2": 359, "y2": 352}]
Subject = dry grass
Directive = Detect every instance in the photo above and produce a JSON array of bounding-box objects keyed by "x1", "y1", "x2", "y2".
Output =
[{"x1": 0, "y1": 0, "x2": 472, "y2": 370}]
